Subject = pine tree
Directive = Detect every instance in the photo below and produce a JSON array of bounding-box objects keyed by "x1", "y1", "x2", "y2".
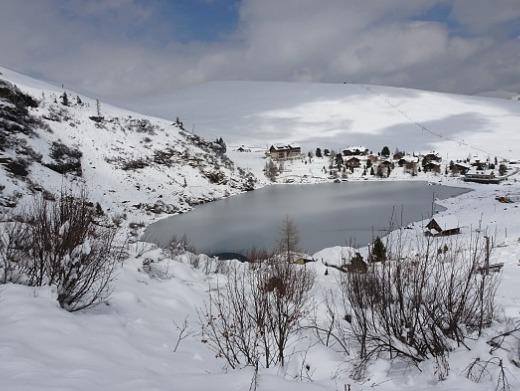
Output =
[
  {"x1": 381, "y1": 146, "x2": 390, "y2": 157},
  {"x1": 335, "y1": 153, "x2": 343, "y2": 169},
  {"x1": 370, "y1": 236, "x2": 386, "y2": 262},
  {"x1": 315, "y1": 148, "x2": 322, "y2": 158}
]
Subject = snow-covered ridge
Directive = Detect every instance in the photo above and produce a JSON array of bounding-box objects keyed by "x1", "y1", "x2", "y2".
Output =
[
  {"x1": 0, "y1": 66, "x2": 257, "y2": 226},
  {"x1": 135, "y1": 80, "x2": 520, "y2": 161}
]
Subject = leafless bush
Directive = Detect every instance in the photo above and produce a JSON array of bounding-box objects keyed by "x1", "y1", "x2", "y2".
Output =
[
  {"x1": 120, "y1": 157, "x2": 148, "y2": 171},
  {"x1": 0, "y1": 220, "x2": 32, "y2": 283},
  {"x1": 173, "y1": 316, "x2": 194, "y2": 352},
  {"x1": 278, "y1": 216, "x2": 300, "y2": 263},
  {"x1": 464, "y1": 356, "x2": 511, "y2": 391},
  {"x1": 44, "y1": 141, "x2": 83, "y2": 176},
  {"x1": 202, "y1": 218, "x2": 314, "y2": 368},
  {"x1": 166, "y1": 234, "x2": 195, "y2": 257},
  {"x1": 343, "y1": 231, "x2": 498, "y2": 374},
  {"x1": 26, "y1": 189, "x2": 121, "y2": 311},
  {"x1": 305, "y1": 291, "x2": 351, "y2": 356},
  {"x1": 202, "y1": 255, "x2": 314, "y2": 369},
  {"x1": 203, "y1": 264, "x2": 265, "y2": 368}
]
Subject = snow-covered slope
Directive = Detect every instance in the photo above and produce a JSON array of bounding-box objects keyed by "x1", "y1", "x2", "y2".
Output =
[
  {"x1": 3, "y1": 67, "x2": 520, "y2": 391},
  {"x1": 134, "y1": 80, "x2": 520, "y2": 160},
  {"x1": 0, "y1": 66, "x2": 257, "y2": 225}
]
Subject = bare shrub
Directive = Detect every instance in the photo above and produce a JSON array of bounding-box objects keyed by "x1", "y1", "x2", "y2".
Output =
[
  {"x1": 305, "y1": 291, "x2": 351, "y2": 356},
  {"x1": 202, "y1": 251, "x2": 314, "y2": 369},
  {"x1": 343, "y1": 232, "x2": 498, "y2": 374},
  {"x1": 120, "y1": 157, "x2": 148, "y2": 171},
  {"x1": 0, "y1": 220, "x2": 32, "y2": 283},
  {"x1": 464, "y1": 357, "x2": 511, "y2": 391},
  {"x1": 203, "y1": 265, "x2": 265, "y2": 369},
  {"x1": 27, "y1": 189, "x2": 121, "y2": 311},
  {"x1": 264, "y1": 159, "x2": 278, "y2": 182},
  {"x1": 278, "y1": 216, "x2": 300, "y2": 263},
  {"x1": 44, "y1": 141, "x2": 83, "y2": 176},
  {"x1": 173, "y1": 316, "x2": 194, "y2": 352},
  {"x1": 264, "y1": 259, "x2": 315, "y2": 366},
  {"x1": 166, "y1": 234, "x2": 195, "y2": 257}
]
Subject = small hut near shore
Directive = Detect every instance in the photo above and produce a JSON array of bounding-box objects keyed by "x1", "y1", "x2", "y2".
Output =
[{"x1": 425, "y1": 215, "x2": 461, "y2": 237}]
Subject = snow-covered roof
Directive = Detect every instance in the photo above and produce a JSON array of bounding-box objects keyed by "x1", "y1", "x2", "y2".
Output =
[
  {"x1": 270, "y1": 144, "x2": 301, "y2": 151},
  {"x1": 399, "y1": 155, "x2": 418, "y2": 163},
  {"x1": 454, "y1": 162, "x2": 471, "y2": 169},
  {"x1": 430, "y1": 215, "x2": 460, "y2": 230},
  {"x1": 343, "y1": 146, "x2": 368, "y2": 152}
]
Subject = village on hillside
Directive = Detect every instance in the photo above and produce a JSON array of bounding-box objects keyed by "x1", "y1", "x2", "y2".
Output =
[{"x1": 232, "y1": 143, "x2": 518, "y2": 185}]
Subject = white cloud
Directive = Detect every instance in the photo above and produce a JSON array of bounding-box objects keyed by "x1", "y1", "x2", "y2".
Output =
[{"x1": 0, "y1": 0, "x2": 518, "y2": 104}]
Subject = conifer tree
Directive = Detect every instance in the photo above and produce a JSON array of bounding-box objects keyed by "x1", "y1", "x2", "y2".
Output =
[{"x1": 370, "y1": 236, "x2": 386, "y2": 262}]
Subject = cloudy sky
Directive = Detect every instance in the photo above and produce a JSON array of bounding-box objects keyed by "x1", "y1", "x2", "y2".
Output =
[{"x1": 1, "y1": 0, "x2": 519, "y2": 104}]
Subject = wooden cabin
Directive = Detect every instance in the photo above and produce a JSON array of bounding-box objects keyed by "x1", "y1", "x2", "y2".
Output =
[
  {"x1": 342, "y1": 146, "x2": 369, "y2": 156},
  {"x1": 425, "y1": 216, "x2": 461, "y2": 237},
  {"x1": 344, "y1": 156, "x2": 361, "y2": 169},
  {"x1": 323, "y1": 252, "x2": 368, "y2": 273},
  {"x1": 398, "y1": 155, "x2": 418, "y2": 167},
  {"x1": 268, "y1": 144, "x2": 302, "y2": 160},
  {"x1": 451, "y1": 162, "x2": 471, "y2": 175}
]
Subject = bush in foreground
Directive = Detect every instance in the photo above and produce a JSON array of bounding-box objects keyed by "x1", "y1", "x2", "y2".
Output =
[
  {"x1": 202, "y1": 257, "x2": 314, "y2": 369},
  {"x1": 0, "y1": 189, "x2": 121, "y2": 311},
  {"x1": 343, "y1": 233, "x2": 498, "y2": 378}
]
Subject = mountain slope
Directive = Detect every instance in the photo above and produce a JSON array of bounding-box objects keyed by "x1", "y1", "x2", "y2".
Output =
[
  {"x1": 0, "y1": 67, "x2": 257, "y2": 224},
  {"x1": 2, "y1": 67, "x2": 520, "y2": 391},
  {"x1": 133, "y1": 80, "x2": 520, "y2": 160}
]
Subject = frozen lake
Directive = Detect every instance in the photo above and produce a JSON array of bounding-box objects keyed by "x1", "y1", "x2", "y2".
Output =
[{"x1": 143, "y1": 181, "x2": 469, "y2": 255}]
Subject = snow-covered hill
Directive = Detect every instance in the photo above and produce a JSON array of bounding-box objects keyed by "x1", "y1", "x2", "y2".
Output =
[
  {"x1": 3, "y1": 67, "x2": 520, "y2": 391},
  {"x1": 0, "y1": 66, "x2": 257, "y2": 226},
  {"x1": 134, "y1": 80, "x2": 520, "y2": 161}
]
